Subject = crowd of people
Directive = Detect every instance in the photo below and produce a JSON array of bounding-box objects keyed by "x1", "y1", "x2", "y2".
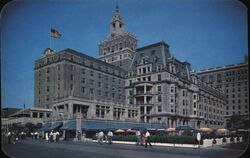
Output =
[
  {"x1": 136, "y1": 130, "x2": 152, "y2": 148},
  {"x1": 96, "y1": 130, "x2": 113, "y2": 144},
  {"x1": 6, "y1": 131, "x2": 28, "y2": 144},
  {"x1": 95, "y1": 130, "x2": 152, "y2": 148},
  {"x1": 45, "y1": 130, "x2": 60, "y2": 142}
]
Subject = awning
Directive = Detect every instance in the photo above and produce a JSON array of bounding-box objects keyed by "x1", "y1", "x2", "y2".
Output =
[
  {"x1": 47, "y1": 122, "x2": 62, "y2": 131},
  {"x1": 175, "y1": 125, "x2": 194, "y2": 131},
  {"x1": 61, "y1": 121, "x2": 76, "y2": 130},
  {"x1": 39, "y1": 123, "x2": 52, "y2": 132},
  {"x1": 82, "y1": 120, "x2": 107, "y2": 131},
  {"x1": 59, "y1": 120, "x2": 167, "y2": 131}
]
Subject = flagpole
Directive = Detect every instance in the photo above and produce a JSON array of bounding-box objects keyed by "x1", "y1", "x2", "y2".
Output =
[{"x1": 49, "y1": 31, "x2": 52, "y2": 49}]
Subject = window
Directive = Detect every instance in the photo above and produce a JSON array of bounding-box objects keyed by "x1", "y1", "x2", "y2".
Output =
[
  {"x1": 90, "y1": 88, "x2": 94, "y2": 94},
  {"x1": 39, "y1": 113, "x2": 44, "y2": 118},
  {"x1": 129, "y1": 90, "x2": 133, "y2": 96},
  {"x1": 32, "y1": 112, "x2": 38, "y2": 118},
  {"x1": 147, "y1": 76, "x2": 151, "y2": 81},
  {"x1": 158, "y1": 106, "x2": 162, "y2": 112},
  {"x1": 90, "y1": 80, "x2": 94, "y2": 85},
  {"x1": 90, "y1": 71, "x2": 94, "y2": 77},
  {"x1": 129, "y1": 80, "x2": 132, "y2": 86},
  {"x1": 70, "y1": 65, "x2": 74, "y2": 71},
  {"x1": 157, "y1": 86, "x2": 161, "y2": 92},
  {"x1": 193, "y1": 95, "x2": 197, "y2": 100},
  {"x1": 98, "y1": 82, "x2": 102, "y2": 87},
  {"x1": 170, "y1": 96, "x2": 174, "y2": 103},
  {"x1": 158, "y1": 95, "x2": 162, "y2": 102},
  {"x1": 81, "y1": 78, "x2": 85, "y2": 84},
  {"x1": 170, "y1": 86, "x2": 174, "y2": 93},
  {"x1": 81, "y1": 87, "x2": 85, "y2": 93},
  {"x1": 158, "y1": 74, "x2": 161, "y2": 81}
]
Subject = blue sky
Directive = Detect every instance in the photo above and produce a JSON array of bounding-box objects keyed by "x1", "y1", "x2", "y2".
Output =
[{"x1": 1, "y1": 0, "x2": 248, "y2": 108}]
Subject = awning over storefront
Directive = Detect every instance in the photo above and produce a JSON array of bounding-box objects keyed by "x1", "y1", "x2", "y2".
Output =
[
  {"x1": 47, "y1": 122, "x2": 62, "y2": 131},
  {"x1": 60, "y1": 120, "x2": 75, "y2": 130},
  {"x1": 59, "y1": 119, "x2": 167, "y2": 131},
  {"x1": 39, "y1": 122, "x2": 52, "y2": 132},
  {"x1": 82, "y1": 120, "x2": 107, "y2": 131}
]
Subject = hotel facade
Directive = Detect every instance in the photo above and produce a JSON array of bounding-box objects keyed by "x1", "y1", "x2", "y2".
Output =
[{"x1": 34, "y1": 6, "x2": 228, "y2": 129}]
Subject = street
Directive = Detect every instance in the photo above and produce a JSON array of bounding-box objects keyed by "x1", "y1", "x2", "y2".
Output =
[{"x1": 2, "y1": 137, "x2": 248, "y2": 158}]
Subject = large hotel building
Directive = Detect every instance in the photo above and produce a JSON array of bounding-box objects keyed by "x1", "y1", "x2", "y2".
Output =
[{"x1": 34, "y1": 6, "x2": 247, "y2": 130}]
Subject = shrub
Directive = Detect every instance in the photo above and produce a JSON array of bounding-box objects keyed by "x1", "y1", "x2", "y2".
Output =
[{"x1": 113, "y1": 134, "x2": 198, "y2": 144}]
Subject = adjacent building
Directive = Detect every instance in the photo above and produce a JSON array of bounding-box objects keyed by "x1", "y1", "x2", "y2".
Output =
[
  {"x1": 196, "y1": 57, "x2": 249, "y2": 128},
  {"x1": 1, "y1": 108, "x2": 52, "y2": 133}
]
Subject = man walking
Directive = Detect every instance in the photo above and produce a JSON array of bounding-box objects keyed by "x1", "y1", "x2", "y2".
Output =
[{"x1": 145, "y1": 130, "x2": 152, "y2": 148}]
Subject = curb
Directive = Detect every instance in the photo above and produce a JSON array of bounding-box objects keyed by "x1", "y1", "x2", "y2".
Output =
[{"x1": 93, "y1": 140, "x2": 199, "y2": 148}]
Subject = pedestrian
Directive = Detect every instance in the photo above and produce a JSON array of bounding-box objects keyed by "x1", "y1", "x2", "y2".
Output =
[
  {"x1": 7, "y1": 131, "x2": 11, "y2": 144},
  {"x1": 98, "y1": 131, "x2": 104, "y2": 144},
  {"x1": 45, "y1": 132, "x2": 49, "y2": 142},
  {"x1": 145, "y1": 131, "x2": 152, "y2": 148},
  {"x1": 77, "y1": 131, "x2": 81, "y2": 141},
  {"x1": 12, "y1": 132, "x2": 16, "y2": 144},
  {"x1": 34, "y1": 132, "x2": 38, "y2": 139},
  {"x1": 49, "y1": 130, "x2": 53, "y2": 142},
  {"x1": 56, "y1": 131, "x2": 59, "y2": 142},
  {"x1": 141, "y1": 132, "x2": 146, "y2": 146},
  {"x1": 21, "y1": 132, "x2": 24, "y2": 139},
  {"x1": 31, "y1": 132, "x2": 34, "y2": 139},
  {"x1": 135, "y1": 130, "x2": 141, "y2": 145},
  {"x1": 107, "y1": 131, "x2": 113, "y2": 144},
  {"x1": 53, "y1": 131, "x2": 56, "y2": 142}
]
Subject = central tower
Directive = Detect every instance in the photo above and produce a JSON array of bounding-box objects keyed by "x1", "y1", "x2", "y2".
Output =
[{"x1": 99, "y1": 5, "x2": 137, "y2": 70}]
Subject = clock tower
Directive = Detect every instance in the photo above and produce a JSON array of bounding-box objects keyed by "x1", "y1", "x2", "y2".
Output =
[{"x1": 99, "y1": 5, "x2": 137, "y2": 70}]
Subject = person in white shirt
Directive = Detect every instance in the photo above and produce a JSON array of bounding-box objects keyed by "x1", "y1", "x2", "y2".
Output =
[
  {"x1": 45, "y1": 133, "x2": 49, "y2": 142},
  {"x1": 98, "y1": 131, "x2": 104, "y2": 144},
  {"x1": 7, "y1": 132, "x2": 11, "y2": 144},
  {"x1": 145, "y1": 131, "x2": 152, "y2": 148},
  {"x1": 107, "y1": 131, "x2": 113, "y2": 144}
]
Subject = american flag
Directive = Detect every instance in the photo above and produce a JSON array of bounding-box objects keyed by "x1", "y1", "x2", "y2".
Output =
[{"x1": 51, "y1": 28, "x2": 62, "y2": 38}]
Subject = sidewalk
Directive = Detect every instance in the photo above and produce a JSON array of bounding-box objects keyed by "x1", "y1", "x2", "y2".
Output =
[{"x1": 92, "y1": 140, "x2": 199, "y2": 148}]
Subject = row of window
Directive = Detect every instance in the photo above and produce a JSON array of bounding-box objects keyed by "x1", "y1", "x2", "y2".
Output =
[
  {"x1": 226, "y1": 110, "x2": 248, "y2": 115},
  {"x1": 226, "y1": 105, "x2": 249, "y2": 110}
]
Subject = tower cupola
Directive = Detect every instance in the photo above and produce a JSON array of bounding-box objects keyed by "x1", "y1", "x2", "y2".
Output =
[{"x1": 110, "y1": 5, "x2": 124, "y2": 35}]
